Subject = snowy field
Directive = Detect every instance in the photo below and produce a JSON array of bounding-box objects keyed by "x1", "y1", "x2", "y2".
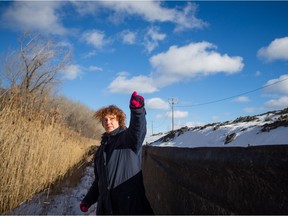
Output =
[{"x1": 8, "y1": 109, "x2": 288, "y2": 215}]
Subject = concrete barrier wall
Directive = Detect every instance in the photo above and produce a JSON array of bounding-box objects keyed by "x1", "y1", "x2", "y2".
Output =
[{"x1": 142, "y1": 145, "x2": 288, "y2": 215}]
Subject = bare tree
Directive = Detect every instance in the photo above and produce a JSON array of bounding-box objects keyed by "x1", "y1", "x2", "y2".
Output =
[
  {"x1": 1, "y1": 31, "x2": 71, "y2": 97},
  {"x1": 0, "y1": 31, "x2": 103, "y2": 140}
]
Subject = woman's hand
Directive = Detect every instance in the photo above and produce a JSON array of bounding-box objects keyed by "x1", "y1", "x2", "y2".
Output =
[{"x1": 130, "y1": 91, "x2": 144, "y2": 109}]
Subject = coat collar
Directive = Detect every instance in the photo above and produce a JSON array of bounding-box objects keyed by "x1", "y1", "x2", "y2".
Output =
[{"x1": 101, "y1": 127, "x2": 125, "y2": 145}]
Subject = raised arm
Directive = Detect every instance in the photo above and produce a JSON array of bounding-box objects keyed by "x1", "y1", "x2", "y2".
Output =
[{"x1": 127, "y1": 91, "x2": 147, "y2": 152}]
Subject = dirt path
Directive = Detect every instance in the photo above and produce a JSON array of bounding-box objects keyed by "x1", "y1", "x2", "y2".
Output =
[{"x1": 7, "y1": 164, "x2": 97, "y2": 215}]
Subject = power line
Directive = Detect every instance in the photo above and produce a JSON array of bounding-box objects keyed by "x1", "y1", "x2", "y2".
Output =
[{"x1": 175, "y1": 77, "x2": 288, "y2": 108}]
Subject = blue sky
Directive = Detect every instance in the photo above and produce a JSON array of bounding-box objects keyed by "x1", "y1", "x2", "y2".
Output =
[{"x1": 1, "y1": 1, "x2": 288, "y2": 135}]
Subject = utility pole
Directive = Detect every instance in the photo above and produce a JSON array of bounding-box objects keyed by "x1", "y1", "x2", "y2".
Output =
[
  {"x1": 168, "y1": 98, "x2": 177, "y2": 131},
  {"x1": 151, "y1": 120, "x2": 154, "y2": 135}
]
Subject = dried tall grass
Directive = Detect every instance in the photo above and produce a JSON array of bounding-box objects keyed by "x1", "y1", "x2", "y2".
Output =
[{"x1": 0, "y1": 95, "x2": 98, "y2": 213}]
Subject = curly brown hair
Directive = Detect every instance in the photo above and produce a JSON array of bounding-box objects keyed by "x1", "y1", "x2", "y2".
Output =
[{"x1": 94, "y1": 105, "x2": 126, "y2": 128}]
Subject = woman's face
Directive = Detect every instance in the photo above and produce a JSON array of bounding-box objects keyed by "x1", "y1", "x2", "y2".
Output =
[{"x1": 102, "y1": 114, "x2": 120, "y2": 133}]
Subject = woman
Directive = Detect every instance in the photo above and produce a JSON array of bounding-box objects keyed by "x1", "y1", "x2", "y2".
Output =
[{"x1": 80, "y1": 91, "x2": 153, "y2": 215}]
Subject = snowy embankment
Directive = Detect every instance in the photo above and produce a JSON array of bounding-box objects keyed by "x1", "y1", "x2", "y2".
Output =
[
  {"x1": 148, "y1": 108, "x2": 288, "y2": 148},
  {"x1": 8, "y1": 108, "x2": 288, "y2": 215}
]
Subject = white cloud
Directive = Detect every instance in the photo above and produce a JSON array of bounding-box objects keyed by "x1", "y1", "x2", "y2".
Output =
[
  {"x1": 264, "y1": 96, "x2": 288, "y2": 109},
  {"x1": 81, "y1": 30, "x2": 110, "y2": 49},
  {"x1": 173, "y1": 2, "x2": 208, "y2": 32},
  {"x1": 83, "y1": 51, "x2": 97, "y2": 59},
  {"x1": 71, "y1": 1, "x2": 100, "y2": 16},
  {"x1": 107, "y1": 41, "x2": 244, "y2": 93},
  {"x1": 212, "y1": 115, "x2": 221, "y2": 121},
  {"x1": 255, "y1": 70, "x2": 261, "y2": 77},
  {"x1": 61, "y1": 64, "x2": 101, "y2": 79},
  {"x1": 263, "y1": 74, "x2": 288, "y2": 95},
  {"x1": 146, "y1": 98, "x2": 170, "y2": 110},
  {"x1": 98, "y1": 1, "x2": 207, "y2": 31},
  {"x1": 147, "y1": 26, "x2": 166, "y2": 41},
  {"x1": 165, "y1": 110, "x2": 189, "y2": 118},
  {"x1": 88, "y1": 66, "x2": 103, "y2": 72},
  {"x1": 107, "y1": 72, "x2": 158, "y2": 93},
  {"x1": 233, "y1": 96, "x2": 250, "y2": 103},
  {"x1": 258, "y1": 36, "x2": 288, "y2": 62},
  {"x1": 144, "y1": 26, "x2": 166, "y2": 53},
  {"x1": 121, "y1": 30, "x2": 137, "y2": 45},
  {"x1": 261, "y1": 75, "x2": 288, "y2": 110},
  {"x1": 150, "y1": 41, "x2": 244, "y2": 86},
  {"x1": 156, "y1": 113, "x2": 166, "y2": 119},
  {"x1": 1, "y1": 1, "x2": 67, "y2": 35},
  {"x1": 156, "y1": 110, "x2": 188, "y2": 119},
  {"x1": 61, "y1": 64, "x2": 82, "y2": 80}
]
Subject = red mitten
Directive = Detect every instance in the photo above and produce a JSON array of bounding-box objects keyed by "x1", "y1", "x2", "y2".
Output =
[
  {"x1": 80, "y1": 202, "x2": 89, "y2": 212},
  {"x1": 130, "y1": 91, "x2": 144, "y2": 109}
]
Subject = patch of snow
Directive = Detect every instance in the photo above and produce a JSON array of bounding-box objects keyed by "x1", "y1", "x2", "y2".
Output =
[{"x1": 8, "y1": 165, "x2": 97, "y2": 215}]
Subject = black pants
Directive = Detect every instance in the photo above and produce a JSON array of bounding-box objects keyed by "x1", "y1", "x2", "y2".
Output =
[{"x1": 110, "y1": 172, "x2": 154, "y2": 215}]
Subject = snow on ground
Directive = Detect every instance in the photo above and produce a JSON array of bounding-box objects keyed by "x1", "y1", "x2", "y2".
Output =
[
  {"x1": 8, "y1": 108, "x2": 288, "y2": 215},
  {"x1": 8, "y1": 165, "x2": 97, "y2": 215},
  {"x1": 150, "y1": 109, "x2": 288, "y2": 148},
  {"x1": 151, "y1": 124, "x2": 287, "y2": 148}
]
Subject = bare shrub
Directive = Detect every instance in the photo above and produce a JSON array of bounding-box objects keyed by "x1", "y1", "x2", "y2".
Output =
[{"x1": 47, "y1": 94, "x2": 104, "y2": 139}]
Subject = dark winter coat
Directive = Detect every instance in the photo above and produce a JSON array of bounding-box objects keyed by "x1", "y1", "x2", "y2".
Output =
[{"x1": 82, "y1": 106, "x2": 153, "y2": 215}]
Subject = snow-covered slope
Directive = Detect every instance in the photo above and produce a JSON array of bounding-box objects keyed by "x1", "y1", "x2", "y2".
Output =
[{"x1": 148, "y1": 108, "x2": 288, "y2": 148}]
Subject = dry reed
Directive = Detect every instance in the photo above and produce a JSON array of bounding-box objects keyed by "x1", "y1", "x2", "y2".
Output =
[{"x1": 0, "y1": 96, "x2": 98, "y2": 213}]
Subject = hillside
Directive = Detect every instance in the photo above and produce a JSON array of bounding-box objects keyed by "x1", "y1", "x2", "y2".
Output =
[{"x1": 147, "y1": 107, "x2": 288, "y2": 148}]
